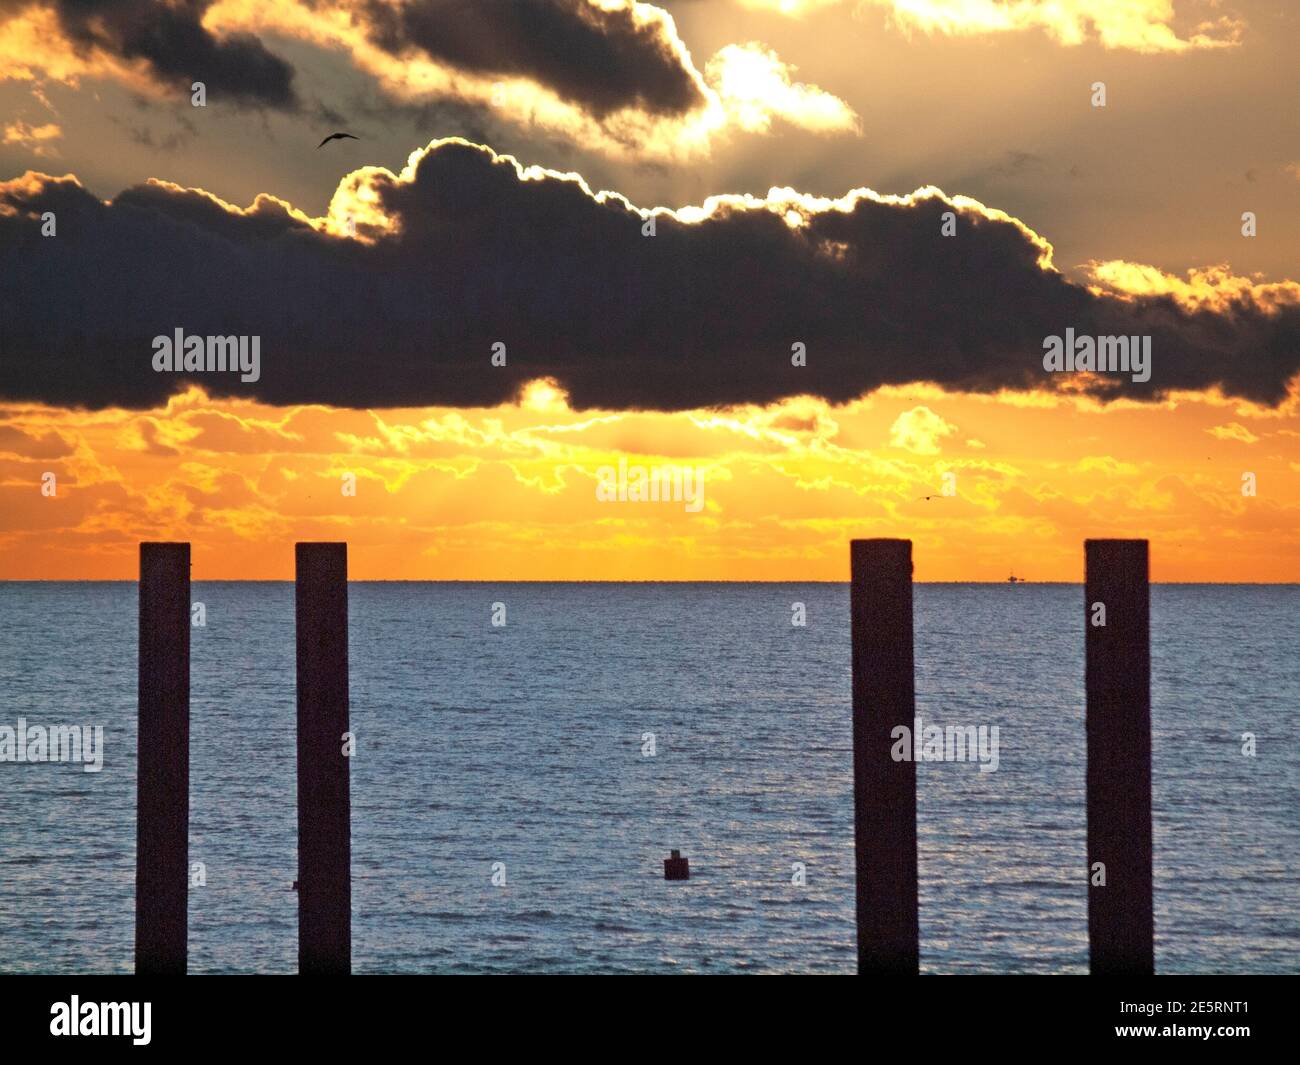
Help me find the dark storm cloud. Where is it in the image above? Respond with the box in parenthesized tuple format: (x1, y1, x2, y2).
(357, 0, 706, 118)
(31, 0, 299, 108)
(1, 140, 1297, 412)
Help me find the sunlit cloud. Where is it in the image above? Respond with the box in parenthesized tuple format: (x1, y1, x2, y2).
(1206, 422, 1259, 444)
(745, 0, 1244, 54)
(889, 406, 957, 454)
(0, 6, 157, 94)
(1082, 260, 1300, 315)
(0, 0, 296, 106)
(2, 119, 62, 157)
(705, 42, 859, 134)
(209, 0, 859, 158)
(0, 1, 859, 160)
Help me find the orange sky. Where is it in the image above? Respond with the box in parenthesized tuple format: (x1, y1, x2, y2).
(1, 0, 1297, 581)
(3, 379, 1296, 581)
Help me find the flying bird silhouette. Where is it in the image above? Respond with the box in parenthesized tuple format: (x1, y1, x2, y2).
(316, 132, 359, 148)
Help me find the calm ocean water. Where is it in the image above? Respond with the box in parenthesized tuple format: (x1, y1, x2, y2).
(0, 582, 1295, 974)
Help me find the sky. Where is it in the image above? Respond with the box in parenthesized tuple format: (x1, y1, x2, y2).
(0, 0, 1297, 581)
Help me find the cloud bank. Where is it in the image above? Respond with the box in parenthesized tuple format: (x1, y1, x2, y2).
(1, 139, 1297, 412)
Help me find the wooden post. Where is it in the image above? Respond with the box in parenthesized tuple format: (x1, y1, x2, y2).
(136, 542, 190, 975)
(295, 543, 352, 975)
(850, 539, 920, 974)
(1085, 539, 1154, 975)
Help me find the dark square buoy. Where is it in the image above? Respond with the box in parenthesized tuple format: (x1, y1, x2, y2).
(664, 850, 689, 880)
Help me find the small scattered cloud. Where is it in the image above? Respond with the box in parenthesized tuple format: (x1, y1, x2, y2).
(890, 406, 957, 454)
(705, 42, 858, 135)
(1082, 260, 1300, 315)
(758, 0, 1246, 54)
(1075, 455, 1139, 475)
(1207, 422, 1260, 444)
(2, 119, 62, 157)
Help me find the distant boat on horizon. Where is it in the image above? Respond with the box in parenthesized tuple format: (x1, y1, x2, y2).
(1008, 573, 1027, 583)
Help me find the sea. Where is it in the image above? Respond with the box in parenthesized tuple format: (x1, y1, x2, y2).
(0, 582, 1296, 974)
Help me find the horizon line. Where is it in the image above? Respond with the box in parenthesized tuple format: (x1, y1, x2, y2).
(2, 578, 1296, 586)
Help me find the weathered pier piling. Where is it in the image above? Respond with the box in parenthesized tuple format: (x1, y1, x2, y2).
(136, 542, 191, 975)
(125, 534, 1158, 976)
(1084, 539, 1155, 975)
(849, 538, 920, 975)
(295, 542, 352, 975)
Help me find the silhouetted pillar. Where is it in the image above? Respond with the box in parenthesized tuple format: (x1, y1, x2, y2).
(295, 543, 351, 974)
(850, 539, 920, 974)
(136, 542, 190, 975)
(1085, 539, 1154, 975)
